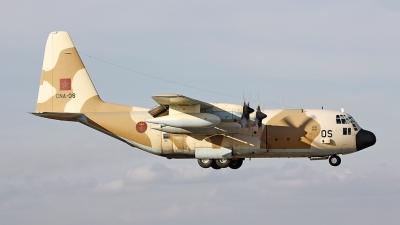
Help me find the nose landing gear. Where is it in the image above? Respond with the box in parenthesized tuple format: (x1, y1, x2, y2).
(329, 155, 341, 166)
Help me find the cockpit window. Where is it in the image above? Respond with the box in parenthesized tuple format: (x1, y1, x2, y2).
(335, 115, 358, 131)
(348, 117, 358, 131)
(340, 115, 346, 124)
(336, 115, 341, 124)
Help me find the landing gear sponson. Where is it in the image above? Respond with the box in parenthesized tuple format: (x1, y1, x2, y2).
(199, 155, 342, 169)
(198, 159, 244, 170)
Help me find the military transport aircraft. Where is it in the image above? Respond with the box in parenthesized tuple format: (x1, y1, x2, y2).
(32, 31, 376, 170)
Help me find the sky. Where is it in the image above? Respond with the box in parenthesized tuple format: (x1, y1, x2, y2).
(1, 0, 399, 224)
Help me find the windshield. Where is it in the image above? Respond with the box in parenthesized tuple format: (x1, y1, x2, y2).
(348, 117, 359, 131)
(336, 114, 359, 131)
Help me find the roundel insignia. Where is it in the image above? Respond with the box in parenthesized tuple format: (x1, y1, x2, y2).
(136, 122, 147, 133)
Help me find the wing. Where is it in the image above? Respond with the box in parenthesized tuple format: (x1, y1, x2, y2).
(148, 93, 213, 117)
(152, 93, 213, 110)
(147, 94, 242, 135)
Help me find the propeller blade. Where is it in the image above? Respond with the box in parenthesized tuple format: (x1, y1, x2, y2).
(242, 102, 254, 120)
(255, 105, 267, 127)
(240, 98, 254, 128)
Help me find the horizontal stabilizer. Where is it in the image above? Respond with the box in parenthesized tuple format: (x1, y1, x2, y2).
(31, 112, 83, 121)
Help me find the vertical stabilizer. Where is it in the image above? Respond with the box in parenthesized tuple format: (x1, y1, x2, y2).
(36, 31, 101, 113)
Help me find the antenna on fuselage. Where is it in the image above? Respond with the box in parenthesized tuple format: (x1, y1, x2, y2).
(341, 108, 345, 112)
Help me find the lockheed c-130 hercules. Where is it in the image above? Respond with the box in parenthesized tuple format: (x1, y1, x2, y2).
(32, 31, 376, 170)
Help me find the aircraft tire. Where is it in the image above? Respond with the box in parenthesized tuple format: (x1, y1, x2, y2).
(229, 158, 244, 169)
(198, 159, 213, 168)
(211, 161, 221, 170)
(329, 155, 341, 166)
(215, 159, 231, 168)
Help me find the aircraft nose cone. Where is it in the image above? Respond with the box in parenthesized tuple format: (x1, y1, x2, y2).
(356, 129, 376, 151)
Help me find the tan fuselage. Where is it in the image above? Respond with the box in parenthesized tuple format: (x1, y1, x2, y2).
(71, 105, 359, 159)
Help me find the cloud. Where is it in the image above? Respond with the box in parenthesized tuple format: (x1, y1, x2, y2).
(89, 161, 400, 224)
(1, 160, 400, 225)
(93, 161, 394, 199)
(94, 162, 215, 193)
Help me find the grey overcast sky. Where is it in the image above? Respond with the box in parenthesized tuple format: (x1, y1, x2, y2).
(1, 0, 399, 224)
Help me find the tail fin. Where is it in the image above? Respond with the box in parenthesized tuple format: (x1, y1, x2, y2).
(36, 31, 101, 113)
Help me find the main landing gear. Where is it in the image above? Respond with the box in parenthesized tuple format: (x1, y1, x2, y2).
(198, 158, 244, 170)
(329, 155, 341, 166)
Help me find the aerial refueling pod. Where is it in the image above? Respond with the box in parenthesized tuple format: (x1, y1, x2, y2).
(145, 113, 221, 128)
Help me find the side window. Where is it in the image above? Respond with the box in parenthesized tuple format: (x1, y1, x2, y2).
(343, 128, 352, 135)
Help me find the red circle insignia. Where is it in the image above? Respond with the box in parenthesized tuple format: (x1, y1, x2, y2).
(136, 122, 147, 133)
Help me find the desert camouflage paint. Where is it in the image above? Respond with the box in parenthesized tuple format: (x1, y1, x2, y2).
(33, 31, 373, 162)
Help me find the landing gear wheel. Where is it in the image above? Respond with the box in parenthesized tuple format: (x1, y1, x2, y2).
(211, 161, 221, 170)
(198, 159, 213, 168)
(229, 159, 244, 169)
(329, 155, 341, 166)
(215, 159, 231, 168)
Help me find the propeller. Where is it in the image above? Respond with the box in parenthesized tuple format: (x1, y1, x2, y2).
(241, 95, 254, 128)
(255, 96, 267, 127)
(241, 94, 267, 129)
